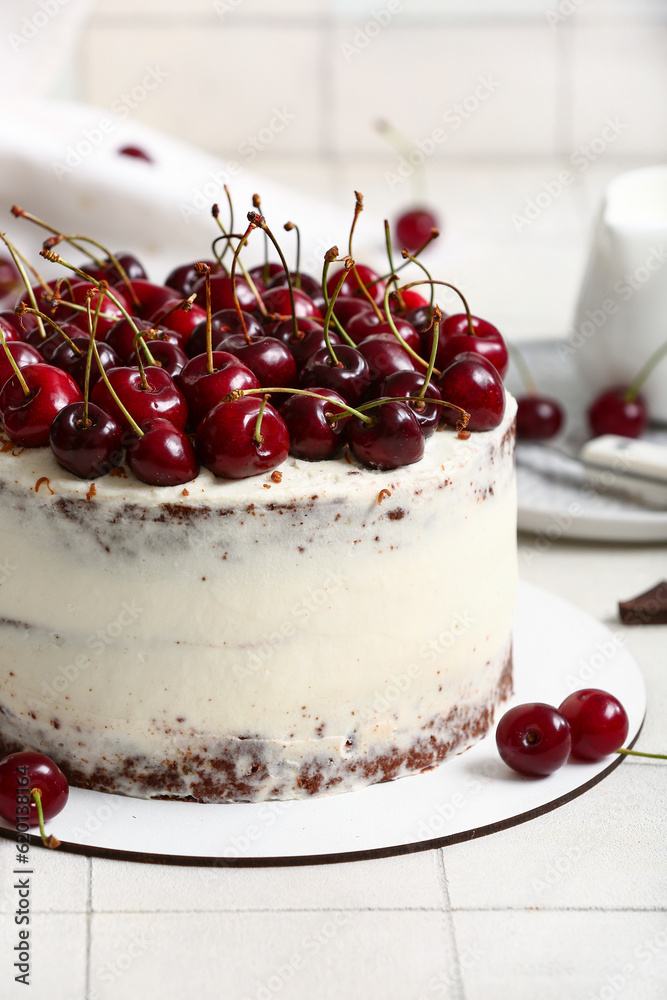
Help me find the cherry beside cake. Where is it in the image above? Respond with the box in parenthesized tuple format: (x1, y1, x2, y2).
(0, 198, 517, 802)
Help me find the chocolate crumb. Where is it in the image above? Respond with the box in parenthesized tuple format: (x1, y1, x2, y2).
(263, 483, 271, 489)
(619, 581, 667, 625)
(377, 489, 391, 505)
(86, 483, 97, 502)
(271, 471, 283, 483)
(182, 488, 190, 496)
(35, 477, 54, 495)
(458, 429, 471, 440)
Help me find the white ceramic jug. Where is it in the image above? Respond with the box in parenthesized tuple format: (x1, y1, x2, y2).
(572, 165, 667, 423)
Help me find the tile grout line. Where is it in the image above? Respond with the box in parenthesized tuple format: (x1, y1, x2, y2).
(60, 905, 666, 915)
(437, 850, 467, 1000)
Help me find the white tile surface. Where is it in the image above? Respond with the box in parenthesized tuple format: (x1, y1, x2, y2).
(91, 849, 445, 912)
(453, 910, 667, 1000)
(0, 836, 88, 915)
(88, 910, 459, 1000)
(0, 914, 87, 1000)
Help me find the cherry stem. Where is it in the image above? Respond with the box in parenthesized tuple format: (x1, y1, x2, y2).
(625, 338, 667, 401)
(355, 394, 470, 432)
(249, 212, 300, 341)
(347, 191, 382, 320)
(84, 294, 105, 426)
(92, 337, 143, 438)
(402, 278, 474, 336)
(252, 194, 272, 284)
(0, 326, 30, 396)
(29, 788, 59, 849)
(12, 205, 103, 264)
(151, 294, 196, 327)
(322, 257, 356, 365)
(232, 386, 373, 425)
(417, 307, 441, 401)
(10, 243, 51, 296)
(133, 334, 158, 367)
(17, 305, 83, 355)
(0, 232, 47, 340)
(616, 748, 667, 760)
(400, 248, 436, 316)
(284, 221, 301, 289)
(230, 223, 257, 342)
(254, 393, 269, 445)
(376, 119, 427, 204)
(209, 205, 230, 275)
(382, 278, 438, 374)
(134, 341, 150, 390)
(384, 220, 405, 314)
(320, 249, 356, 348)
(507, 342, 538, 396)
(195, 262, 214, 374)
(211, 222, 267, 316)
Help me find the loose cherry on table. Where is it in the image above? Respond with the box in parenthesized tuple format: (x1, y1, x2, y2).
(91, 365, 188, 434)
(280, 387, 350, 461)
(516, 395, 564, 440)
(195, 395, 290, 479)
(0, 363, 82, 447)
(117, 145, 153, 163)
(496, 703, 572, 777)
(558, 689, 629, 762)
(395, 208, 439, 255)
(437, 352, 505, 432)
(0, 751, 69, 848)
(50, 401, 123, 479)
(126, 417, 199, 486)
(347, 399, 425, 471)
(587, 388, 647, 439)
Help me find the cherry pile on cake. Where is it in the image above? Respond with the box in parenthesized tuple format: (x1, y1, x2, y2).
(0, 195, 517, 802)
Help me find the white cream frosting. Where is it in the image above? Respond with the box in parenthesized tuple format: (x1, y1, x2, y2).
(0, 395, 517, 800)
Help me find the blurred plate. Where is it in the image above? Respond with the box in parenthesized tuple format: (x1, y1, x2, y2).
(506, 341, 667, 542)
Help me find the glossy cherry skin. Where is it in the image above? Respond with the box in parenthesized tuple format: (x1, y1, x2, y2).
(0, 340, 42, 390)
(37, 330, 79, 364)
(358, 334, 416, 384)
(66, 283, 131, 339)
(195, 273, 257, 314)
(389, 289, 429, 316)
(347, 399, 424, 471)
(587, 388, 647, 439)
(248, 262, 283, 286)
(105, 318, 179, 365)
(496, 703, 572, 777)
(406, 304, 441, 336)
(51, 337, 120, 391)
(377, 370, 443, 437)
(0, 310, 31, 338)
(84, 252, 148, 286)
(186, 310, 264, 359)
(301, 345, 371, 406)
(149, 299, 207, 346)
(267, 272, 326, 313)
(281, 387, 349, 461)
(142, 340, 189, 379)
(196, 396, 289, 479)
(516, 396, 564, 440)
(91, 366, 188, 434)
(0, 317, 21, 343)
(260, 287, 322, 321)
(278, 323, 343, 371)
(326, 264, 386, 308)
(332, 297, 374, 327)
(345, 309, 383, 345)
(558, 689, 629, 762)
(395, 207, 439, 254)
(118, 145, 153, 162)
(50, 402, 123, 479)
(0, 363, 82, 447)
(215, 333, 297, 390)
(0, 253, 21, 298)
(126, 418, 199, 487)
(364, 320, 421, 354)
(164, 260, 219, 298)
(177, 352, 260, 429)
(0, 751, 69, 827)
(429, 314, 508, 378)
(437, 352, 505, 432)
(123, 279, 175, 318)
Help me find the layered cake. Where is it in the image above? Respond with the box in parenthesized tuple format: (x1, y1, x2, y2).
(0, 396, 517, 801)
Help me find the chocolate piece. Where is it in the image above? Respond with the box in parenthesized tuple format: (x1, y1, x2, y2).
(618, 581, 667, 625)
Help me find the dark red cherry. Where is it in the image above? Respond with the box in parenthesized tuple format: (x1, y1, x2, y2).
(37, 329, 80, 364)
(332, 296, 374, 327)
(275, 322, 342, 370)
(0, 310, 31, 339)
(215, 333, 297, 390)
(186, 310, 264, 359)
(260, 287, 322, 320)
(516, 396, 564, 440)
(389, 289, 429, 316)
(281, 387, 349, 460)
(429, 314, 508, 378)
(377, 370, 443, 437)
(248, 262, 283, 285)
(496, 703, 572, 777)
(150, 299, 207, 347)
(0, 340, 42, 390)
(67, 283, 131, 339)
(358, 334, 416, 384)
(142, 339, 189, 378)
(118, 145, 153, 163)
(164, 260, 219, 298)
(0, 316, 21, 343)
(347, 399, 424, 470)
(301, 344, 371, 405)
(437, 352, 505, 432)
(558, 689, 629, 762)
(587, 388, 647, 439)
(0, 254, 21, 298)
(51, 336, 119, 391)
(105, 318, 179, 365)
(195, 396, 289, 479)
(345, 309, 382, 345)
(267, 272, 326, 312)
(395, 207, 439, 254)
(50, 401, 123, 479)
(195, 273, 257, 313)
(177, 352, 260, 429)
(0, 751, 68, 827)
(361, 320, 420, 353)
(405, 304, 440, 336)
(125, 280, 176, 318)
(91, 366, 187, 434)
(0, 363, 82, 447)
(83, 252, 148, 286)
(326, 264, 386, 307)
(126, 418, 199, 487)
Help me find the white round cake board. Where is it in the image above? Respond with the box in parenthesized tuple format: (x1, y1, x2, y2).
(0, 582, 646, 866)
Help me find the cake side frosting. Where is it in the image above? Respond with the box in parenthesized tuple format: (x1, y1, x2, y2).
(0, 396, 517, 801)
